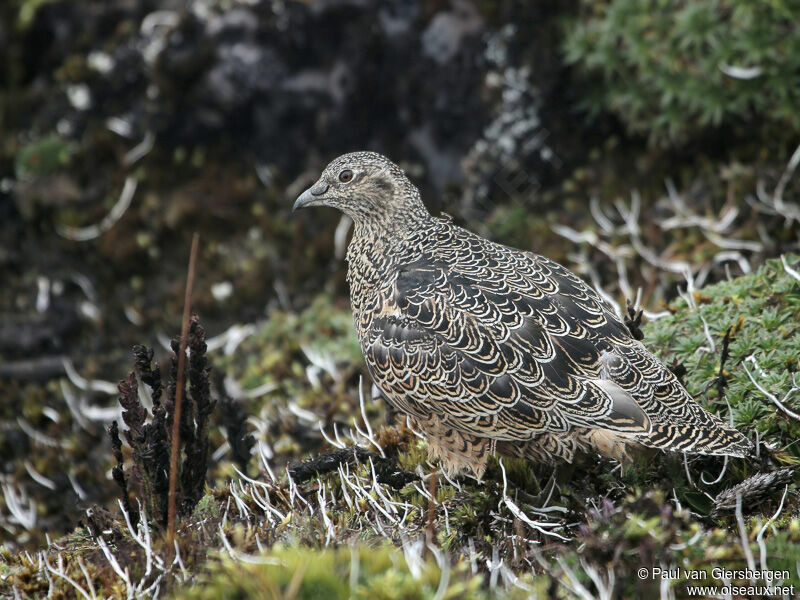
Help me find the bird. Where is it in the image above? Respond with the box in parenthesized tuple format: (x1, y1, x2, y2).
(293, 151, 753, 478)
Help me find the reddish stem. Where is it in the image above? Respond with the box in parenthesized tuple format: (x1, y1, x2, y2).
(166, 232, 199, 551)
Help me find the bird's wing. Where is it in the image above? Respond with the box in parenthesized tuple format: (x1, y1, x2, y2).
(363, 232, 655, 442)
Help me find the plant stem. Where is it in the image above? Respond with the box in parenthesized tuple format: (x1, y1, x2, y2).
(166, 232, 199, 551)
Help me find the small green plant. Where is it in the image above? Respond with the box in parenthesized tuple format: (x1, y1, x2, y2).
(14, 134, 75, 180)
(643, 254, 800, 458)
(171, 544, 491, 600)
(563, 0, 800, 145)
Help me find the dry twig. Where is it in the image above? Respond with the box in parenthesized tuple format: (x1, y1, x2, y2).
(166, 233, 199, 551)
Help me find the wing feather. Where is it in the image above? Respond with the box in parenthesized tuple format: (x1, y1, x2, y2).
(363, 230, 652, 442)
(355, 217, 751, 458)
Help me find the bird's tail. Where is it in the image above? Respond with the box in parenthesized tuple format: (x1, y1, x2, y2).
(637, 419, 753, 457)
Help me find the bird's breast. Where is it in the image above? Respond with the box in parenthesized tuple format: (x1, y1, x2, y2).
(351, 280, 400, 342)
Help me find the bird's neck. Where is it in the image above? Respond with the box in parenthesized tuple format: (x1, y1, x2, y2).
(346, 209, 434, 290)
(347, 218, 416, 266)
(349, 188, 431, 249)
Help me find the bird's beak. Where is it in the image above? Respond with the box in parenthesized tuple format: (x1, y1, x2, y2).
(293, 181, 330, 212)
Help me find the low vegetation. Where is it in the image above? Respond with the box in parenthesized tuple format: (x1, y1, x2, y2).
(564, 0, 800, 145)
(2, 255, 798, 599)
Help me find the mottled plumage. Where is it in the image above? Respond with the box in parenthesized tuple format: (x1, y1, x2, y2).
(294, 152, 753, 477)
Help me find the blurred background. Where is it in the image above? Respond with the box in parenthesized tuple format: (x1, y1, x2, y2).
(2, 0, 799, 551)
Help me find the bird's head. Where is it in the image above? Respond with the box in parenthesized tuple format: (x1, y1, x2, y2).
(293, 151, 429, 228)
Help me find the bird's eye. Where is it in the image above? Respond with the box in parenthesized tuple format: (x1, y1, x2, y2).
(338, 169, 354, 183)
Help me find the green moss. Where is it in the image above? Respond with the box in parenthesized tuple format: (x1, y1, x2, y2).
(215, 292, 366, 454)
(484, 203, 542, 250)
(192, 494, 221, 521)
(15, 0, 58, 28)
(643, 254, 800, 457)
(170, 544, 491, 600)
(563, 0, 800, 145)
(221, 293, 360, 384)
(14, 134, 76, 180)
